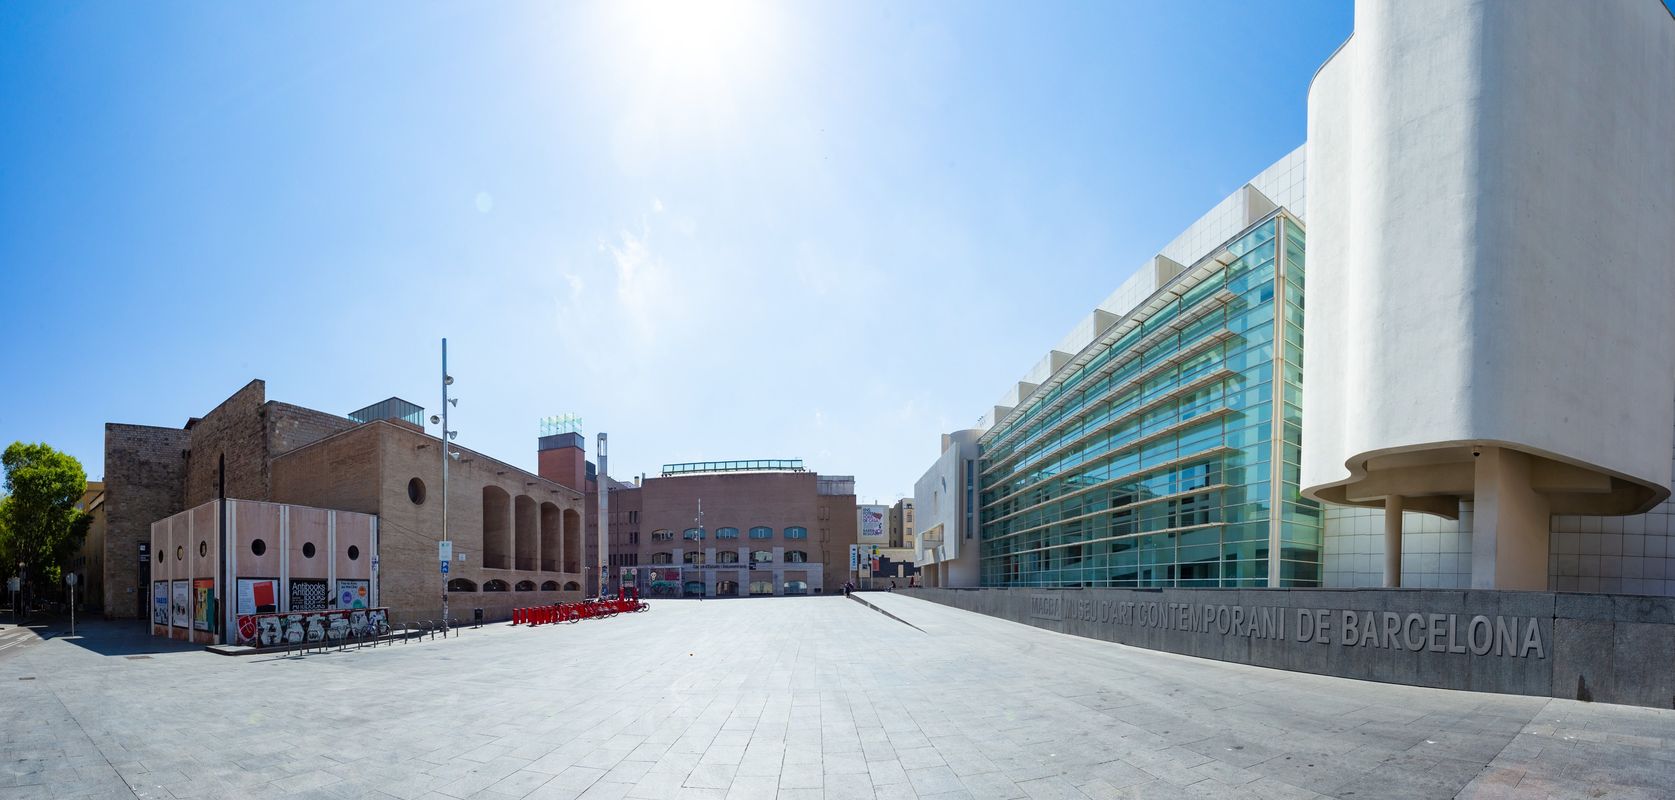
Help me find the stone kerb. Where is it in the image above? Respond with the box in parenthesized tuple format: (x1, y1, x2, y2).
(904, 586, 1675, 710)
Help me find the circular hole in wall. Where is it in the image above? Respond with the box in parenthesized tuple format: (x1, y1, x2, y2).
(347, 545, 360, 561)
(198, 541, 208, 557)
(303, 542, 316, 559)
(251, 539, 267, 557)
(175, 546, 184, 561)
(408, 478, 426, 505)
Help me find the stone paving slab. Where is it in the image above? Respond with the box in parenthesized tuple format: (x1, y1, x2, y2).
(0, 595, 1671, 798)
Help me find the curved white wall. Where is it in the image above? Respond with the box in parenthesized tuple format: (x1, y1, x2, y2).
(1303, 0, 1675, 516)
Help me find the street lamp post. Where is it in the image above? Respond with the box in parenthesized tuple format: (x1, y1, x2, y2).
(431, 338, 459, 630)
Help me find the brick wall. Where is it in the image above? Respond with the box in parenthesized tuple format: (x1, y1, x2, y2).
(266, 402, 356, 459)
(103, 424, 189, 618)
(183, 379, 270, 507)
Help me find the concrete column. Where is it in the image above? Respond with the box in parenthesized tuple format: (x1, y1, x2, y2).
(1471, 447, 1552, 590)
(1383, 495, 1403, 588)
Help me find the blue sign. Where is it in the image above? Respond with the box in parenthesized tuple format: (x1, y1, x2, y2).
(440, 561, 450, 575)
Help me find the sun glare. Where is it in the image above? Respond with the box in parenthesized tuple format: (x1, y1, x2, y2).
(606, 0, 777, 104)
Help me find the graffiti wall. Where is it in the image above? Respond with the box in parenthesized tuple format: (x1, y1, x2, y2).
(234, 607, 390, 647)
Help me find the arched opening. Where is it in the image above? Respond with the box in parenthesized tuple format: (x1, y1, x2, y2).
(784, 526, 808, 539)
(783, 580, 809, 596)
(515, 580, 536, 592)
(514, 495, 537, 571)
(683, 580, 706, 597)
(562, 581, 580, 591)
(540, 502, 560, 571)
(651, 529, 674, 541)
(447, 578, 478, 592)
(715, 527, 739, 540)
(749, 526, 772, 540)
(650, 552, 673, 565)
(540, 580, 560, 591)
(483, 579, 510, 592)
(683, 527, 704, 541)
(750, 550, 773, 564)
(562, 508, 582, 572)
(717, 551, 739, 564)
(684, 552, 705, 565)
(749, 580, 774, 596)
(483, 486, 512, 570)
(785, 550, 809, 563)
(716, 580, 738, 595)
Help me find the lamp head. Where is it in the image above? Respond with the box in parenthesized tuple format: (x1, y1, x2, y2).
(430, 415, 441, 425)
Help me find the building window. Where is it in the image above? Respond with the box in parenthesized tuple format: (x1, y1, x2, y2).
(783, 580, 808, 596)
(784, 526, 807, 539)
(302, 542, 316, 559)
(717, 551, 739, 564)
(563, 581, 580, 591)
(650, 552, 673, 565)
(483, 579, 510, 592)
(684, 552, 705, 565)
(251, 539, 266, 557)
(541, 580, 560, 590)
(751, 550, 773, 564)
(683, 528, 704, 540)
(715, 527, 740, 539)
(651, 529, 674, 541)
(347, 545, 360, 561)
(408, 478, 426, 505)
(447, 578, 477, 592)
(515, 580, 536, 592)
(749, 526, 772, 540)
(717, 580, 738, 595)
(785, 550, 808, 563)
(749, 580, 774, 596)
(684, 581, 706, 597)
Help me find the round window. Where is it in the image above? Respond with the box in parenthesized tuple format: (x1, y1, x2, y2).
(347, 545, 360, 561)
(175, 546, 184, 561)
(408, 477, 426, 505)
(251, 539, 267, 557)
(198, 541, 208, 557)
(302, 542, 316, 559)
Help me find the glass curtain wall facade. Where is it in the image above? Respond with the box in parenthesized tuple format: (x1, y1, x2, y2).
(978, 213, 1320, 587)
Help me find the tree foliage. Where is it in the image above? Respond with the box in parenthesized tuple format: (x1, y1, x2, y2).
(0, 442, 90, 580)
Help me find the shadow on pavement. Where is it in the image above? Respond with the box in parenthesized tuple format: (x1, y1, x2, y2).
(52, 618, 202, 656)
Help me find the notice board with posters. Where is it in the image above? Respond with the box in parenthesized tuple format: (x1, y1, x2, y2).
(170, 580, 190, 628)
(152, 581, 170, 626)
(237, 578, 279, 614)
(336, 580, 370, 609)
(192, 578, 214, 631)
(289, 579, 328, 612)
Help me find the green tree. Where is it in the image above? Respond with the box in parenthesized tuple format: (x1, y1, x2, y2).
(0, 443, 91, 596)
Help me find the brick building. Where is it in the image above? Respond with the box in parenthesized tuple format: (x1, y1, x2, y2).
(540, 443, 857, 598)
(101, 380, 585, 627)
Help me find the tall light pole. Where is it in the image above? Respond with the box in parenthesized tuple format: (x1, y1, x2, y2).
(431, 339, 459, 627)
(597, 433, 609, 598)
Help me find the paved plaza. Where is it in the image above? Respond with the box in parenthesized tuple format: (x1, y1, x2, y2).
(2, 594, 1673, 799)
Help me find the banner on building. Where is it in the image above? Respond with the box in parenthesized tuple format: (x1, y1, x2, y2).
(289, 579, 328, 611)
(860, 507, 886, 541)
(171, 580, 190, 628)
(237, 578, 279, 615)
(192, 578, 214, 631)
(849, 544, 859, 570)
(336, 580, 370, 609)
(152, 581, 170, 625)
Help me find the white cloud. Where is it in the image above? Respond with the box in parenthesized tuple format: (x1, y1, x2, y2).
(652, 197, 664, 213)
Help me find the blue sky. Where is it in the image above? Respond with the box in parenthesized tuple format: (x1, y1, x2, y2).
(0, 1, 1354, 502)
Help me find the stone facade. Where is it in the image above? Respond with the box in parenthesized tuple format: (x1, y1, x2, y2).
(102, 423, 190, 618)
(271, 421, 585, 623)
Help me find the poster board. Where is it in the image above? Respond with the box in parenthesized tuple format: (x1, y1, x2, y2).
(289, 579, 328, 611)
(336, 580, 370, 610)
(192, 579, 214, 631)
(170, 580, 190, 628)
(237, 578, 279, 614)
(151, 581, 170, 626)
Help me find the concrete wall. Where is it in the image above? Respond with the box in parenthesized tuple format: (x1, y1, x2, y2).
(907, 586, 1675, 710)
(912, 430, 981, 587)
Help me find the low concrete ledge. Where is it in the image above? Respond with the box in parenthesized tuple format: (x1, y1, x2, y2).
(904, 586, 1675, 710)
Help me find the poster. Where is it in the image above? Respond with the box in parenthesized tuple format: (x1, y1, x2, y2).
(192, 579, 214, 631)
(336, 579, 370, 610)
(152, 581, 170, 626)
(170, 580, 190, 628)
(237, 578, 278, 614)
(289, 579, 328, 611)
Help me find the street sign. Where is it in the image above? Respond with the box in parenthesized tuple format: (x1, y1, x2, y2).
(371, 556, 379, 572)
(438, 541, 453, 562)
(849, 545, 859, 570)
(6, 577, 18, 592)
(65, 573, 77, 586)
(458, 552, 467, 563)
(440, 561, 450, 575)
